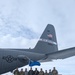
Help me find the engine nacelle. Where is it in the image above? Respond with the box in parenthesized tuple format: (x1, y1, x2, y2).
(18, 55, 29, 63)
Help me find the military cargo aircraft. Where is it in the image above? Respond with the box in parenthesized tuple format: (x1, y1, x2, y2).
(0, 24, 75, 74)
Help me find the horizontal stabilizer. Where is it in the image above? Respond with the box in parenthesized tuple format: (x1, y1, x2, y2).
(47, 47, 75, 59)
(39, 47, 75, 62)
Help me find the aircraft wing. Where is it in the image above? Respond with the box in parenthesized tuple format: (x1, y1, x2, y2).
(39, 47, 75, 62)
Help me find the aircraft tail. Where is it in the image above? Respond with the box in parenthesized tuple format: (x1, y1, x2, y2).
(34, 24, 58, 54)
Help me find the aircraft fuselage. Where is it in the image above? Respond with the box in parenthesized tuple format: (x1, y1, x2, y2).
(0, 49, 44, 74)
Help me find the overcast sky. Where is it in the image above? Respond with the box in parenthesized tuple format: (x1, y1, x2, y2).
(0, 0, 75, 75)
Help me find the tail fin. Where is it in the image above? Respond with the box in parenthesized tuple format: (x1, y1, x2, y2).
(34, 24, 58, 54)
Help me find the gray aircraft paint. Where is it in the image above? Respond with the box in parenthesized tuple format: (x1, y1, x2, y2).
(0, 24, 75, 74)
(0, 49, 44, 74)
(34, 24, 58, 54)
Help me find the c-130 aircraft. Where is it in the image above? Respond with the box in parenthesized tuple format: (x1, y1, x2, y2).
(0, 24, 75, 74)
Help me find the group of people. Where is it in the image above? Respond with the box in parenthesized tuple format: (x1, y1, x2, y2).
(13, 67, 58, 75)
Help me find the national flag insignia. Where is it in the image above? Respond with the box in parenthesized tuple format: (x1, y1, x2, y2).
(47, 34, 53, 38)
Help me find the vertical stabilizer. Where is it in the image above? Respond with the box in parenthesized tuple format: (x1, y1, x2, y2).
(34, 24, 58, 54)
